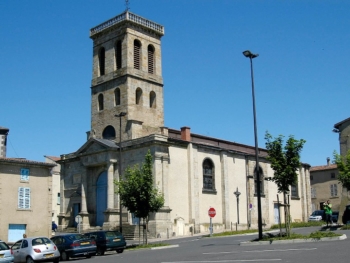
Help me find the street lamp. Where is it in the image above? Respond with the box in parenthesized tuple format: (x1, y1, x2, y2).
(242, 50, 263, 240)
(115, 112, 127, 233)
(234, 187, 241, 224)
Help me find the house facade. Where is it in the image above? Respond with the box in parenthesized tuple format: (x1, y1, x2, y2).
(310, 158, 342, 212)
(57, 11, 312, 238)
(0, 136, 55, 242)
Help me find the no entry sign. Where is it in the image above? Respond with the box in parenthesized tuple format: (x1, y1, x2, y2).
(208, 207, 216, 218)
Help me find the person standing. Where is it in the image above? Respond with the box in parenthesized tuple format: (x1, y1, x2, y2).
(323, 200, 333, 227)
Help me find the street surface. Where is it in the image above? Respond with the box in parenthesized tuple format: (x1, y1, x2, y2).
(63, 227, 350, 263)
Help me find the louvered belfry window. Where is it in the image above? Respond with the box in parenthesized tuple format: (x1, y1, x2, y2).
(116, 40, 122, 70)
(99, 47, 105, 76)
(148, 45, 154, 74)
(134, 40, 141, 70)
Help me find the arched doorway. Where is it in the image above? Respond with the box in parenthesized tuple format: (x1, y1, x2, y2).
(96, 171, 107, 226)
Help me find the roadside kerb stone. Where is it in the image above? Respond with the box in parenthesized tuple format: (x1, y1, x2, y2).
(151, 244, 179, 250)
(240, 234, 347, 246)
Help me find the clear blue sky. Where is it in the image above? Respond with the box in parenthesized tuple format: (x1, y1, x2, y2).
(1, 0, 349, 166)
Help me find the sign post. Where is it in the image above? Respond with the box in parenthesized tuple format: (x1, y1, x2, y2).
(208, 207, 216, 237)
(75, 215, 82, 233)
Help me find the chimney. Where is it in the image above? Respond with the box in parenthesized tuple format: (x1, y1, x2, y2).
(181, 126, 191, 142)
(0, 126, 9, 158)
(327, 157, 330, 166)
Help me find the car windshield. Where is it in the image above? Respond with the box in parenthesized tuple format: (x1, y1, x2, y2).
(67, 234, 86, 241)
(32, 238, 51, 246)
(105, 232, 120, 237)
(312, 211, 322, 216)
(0, 242, 9, 250)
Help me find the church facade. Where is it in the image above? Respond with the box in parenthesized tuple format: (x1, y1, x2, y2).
(58, 11, 312, 237)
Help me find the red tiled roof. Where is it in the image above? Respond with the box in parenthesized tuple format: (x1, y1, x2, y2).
(45, 156, 61, 161)
(0, 157, 55, 167)
(310, 164, 337, 171)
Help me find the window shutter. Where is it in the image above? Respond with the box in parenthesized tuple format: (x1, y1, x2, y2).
(18, 187, 24, 208)
(334, 184, 338, 196)
(330, 184, 334, 197)
(18, 187, 30, 209)
(24, 188, 30, 209)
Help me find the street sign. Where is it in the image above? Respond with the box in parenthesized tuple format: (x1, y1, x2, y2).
(208, 207, 216, 218)
(75, 215, 82, 224)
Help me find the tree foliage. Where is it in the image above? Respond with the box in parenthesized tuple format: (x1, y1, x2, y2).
(265, 132, 306, 193)
(115, 150, 164, 220)
(333, 150, 350, 190)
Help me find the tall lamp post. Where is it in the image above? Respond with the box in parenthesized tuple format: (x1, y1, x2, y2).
(115, 112, 127, 233)
(234, 187, 241, 224)
(242, 50, 263, 240)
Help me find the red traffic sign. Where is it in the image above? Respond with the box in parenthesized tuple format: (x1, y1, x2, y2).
(208, 207, 216, 218)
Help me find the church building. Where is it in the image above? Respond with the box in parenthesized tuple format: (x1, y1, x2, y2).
(58, 11, 312, 238)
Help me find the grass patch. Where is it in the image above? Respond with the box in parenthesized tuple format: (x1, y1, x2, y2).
(270, 221, 324, 229)
(257, 231, 341, 242)
(127, 242, 170, 250)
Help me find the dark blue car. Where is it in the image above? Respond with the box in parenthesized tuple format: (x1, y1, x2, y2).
(51, 233, 96, 261)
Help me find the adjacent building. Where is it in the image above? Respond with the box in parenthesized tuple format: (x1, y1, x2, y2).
(57, 10, 312, 238)
(0, 129, 56, 242)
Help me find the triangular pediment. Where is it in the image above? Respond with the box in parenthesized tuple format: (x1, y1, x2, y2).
(76, 138, 119, 155)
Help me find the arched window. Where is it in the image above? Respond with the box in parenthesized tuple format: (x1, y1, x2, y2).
(116, 40, 122, 70)
(99, 47, 105, 76)
(98, 94, 104, 111)
(203, 159, 215, 190)
(134, 40, 141, 70)
(254, 166, 264, 195)
(136, 88, 142, 105)
(149, 91, 156, 108)
(102, 125, 116, 140)
(115, 88, 121, 106)
(148, 45, 154, 74)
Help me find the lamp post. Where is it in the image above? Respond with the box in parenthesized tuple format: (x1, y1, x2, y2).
(242, 50, 263, 240)
(115, 112, 127, 233)
(234, 187, 241, 224)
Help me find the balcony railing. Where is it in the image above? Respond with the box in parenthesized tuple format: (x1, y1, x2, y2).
(90, 11, 164, 37)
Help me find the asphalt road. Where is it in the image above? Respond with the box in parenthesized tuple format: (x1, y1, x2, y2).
(64, 227, 350, 263)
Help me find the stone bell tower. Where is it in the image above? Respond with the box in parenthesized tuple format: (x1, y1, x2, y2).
(89, 11, 165, 142)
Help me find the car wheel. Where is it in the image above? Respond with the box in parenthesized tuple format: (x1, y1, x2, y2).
(86, 254, 92, 258)
(26, 257, 35, 263)
(61, 251, 69, 261)
(116, 248, 124, 253)
(96, 247, 105, 256)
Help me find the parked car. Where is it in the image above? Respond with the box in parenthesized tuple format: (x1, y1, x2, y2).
(0, 240, 14, 263)
(342, 204, 350, 224)
(11, 236, 60, 263)
(50, 233, 96, 261)
(308, 210, 325, 221)
(332, 211, 339, 223)
(84, 230, 126, 255)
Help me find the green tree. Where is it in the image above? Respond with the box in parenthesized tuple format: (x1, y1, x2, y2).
(265, 132, 306, 237)
(333, 150, 350, 224)
(333, 150, 350, 189)
(115, 150, 164, 244)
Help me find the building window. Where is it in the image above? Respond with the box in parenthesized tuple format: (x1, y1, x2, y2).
(148, 45, 154, 74)
(20, 168, 30, 181)
(331, 173, 335, 179)
(18, 187, 30, 209)
(291, 184, 298, 198)
(102, 125, 116, 140)
(254, 166, 264, 195)
(116, 40, 122, 70)
(310, 175, 313, 181)
(57, 193, 61, 205)
(115, 88, 121, 106)
(98, 94, 104, 111)
(134, 40, 141, 70)
(149, 91, 156, 108)
(136, 88, 142, 105)
(98, 47, 105, 76)
(330, 184, 338, 197)
(203, 159, 215, 190)
(312, 188, 316, 198)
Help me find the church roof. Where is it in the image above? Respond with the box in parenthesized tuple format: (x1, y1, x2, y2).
(310, 164, 337, 172)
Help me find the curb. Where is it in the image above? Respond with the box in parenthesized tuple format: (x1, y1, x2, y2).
(151, 244, 179, 250)
(240, 234, 347, 246)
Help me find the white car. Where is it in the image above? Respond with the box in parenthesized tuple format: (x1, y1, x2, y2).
(308, 210, 325, 221)
(0, 240, 14, 263)
(11, 237, 60, 263)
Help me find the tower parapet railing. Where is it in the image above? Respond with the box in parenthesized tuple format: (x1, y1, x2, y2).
(90, 11, 164, 37)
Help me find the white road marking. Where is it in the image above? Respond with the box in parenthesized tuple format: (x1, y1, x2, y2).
(203, 248, 317, 255)
(162, 260, 281, 263)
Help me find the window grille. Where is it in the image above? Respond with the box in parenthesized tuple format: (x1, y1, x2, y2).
(116, 41, 122, 70)
(148, 45, 154, 74)
(134, 40, 141, 70)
